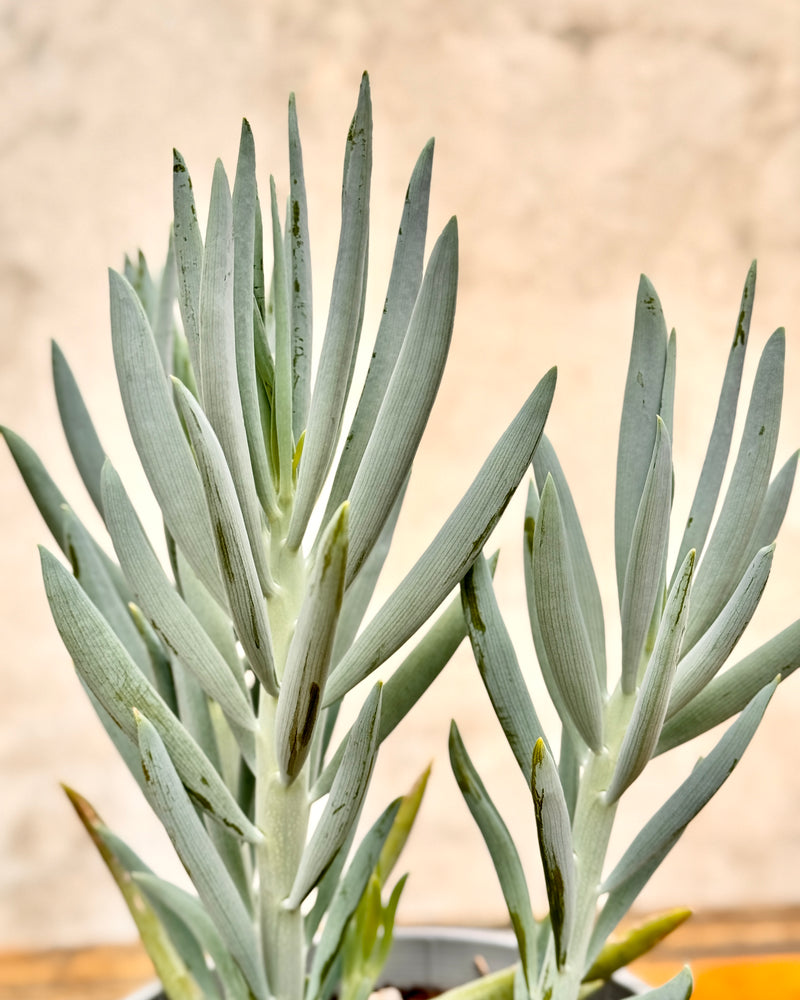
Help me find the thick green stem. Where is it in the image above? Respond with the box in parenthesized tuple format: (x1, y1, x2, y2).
(541, 690, 635, 1000)
(256, 514, 309, 1000)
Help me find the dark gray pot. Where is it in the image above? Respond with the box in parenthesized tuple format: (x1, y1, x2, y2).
(124, 926, 648, 999)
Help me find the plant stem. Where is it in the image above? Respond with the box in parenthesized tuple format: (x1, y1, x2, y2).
(257, 511, 309, 1000)
(542, 689, 634, 1000)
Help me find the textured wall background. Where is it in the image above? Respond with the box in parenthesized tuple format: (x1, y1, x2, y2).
(1, 0, 798, 946)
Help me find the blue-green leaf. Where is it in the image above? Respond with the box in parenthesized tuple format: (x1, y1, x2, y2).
(323, 139, 434, 526)
(532, 475, 604, 752)
(135, 711, 268, 1000)
(61, 506, 151, 677)
(269, 174, 294, 500)
(288, 74, 372, 547)
(200, 159, 273, 595)
(134, 872, 251, 1000)
(636, 968, 693, 1000)
(605, 550, 695, 804)
(286, 683, 382, 910)
(532, 738, 575, 969)
(101, 461, 257, 736)
(0, 426, 129, 598)
(109, 268, 226, 607)
(620, 417, 672, 693)
(603, 678, 778, 894)
(668, 544, 774, 718)
(657, 618, 800, 753)
(671, 262, 755, 581)
(276, 502, 348, 783)
(461, 552, 550, 784)
(306, 800, 401, 1000)
(449, 722, 538, 988)
(172, 378, 278, 695)
(324, 368, 556, 705)
(232, 119, 279, 521)
(682, 329, 784, 650)
(40, 547, 261, 843)
(533, 436, 606, 686)
(172, 150, 204, 385)
(345, 217, 457, 584)
(52, 342, 108, 517)
(288, 93, 313, 441)
(615, 276, 668, 602)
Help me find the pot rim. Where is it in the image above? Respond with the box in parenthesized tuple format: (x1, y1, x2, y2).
(122, 925, 650, 998)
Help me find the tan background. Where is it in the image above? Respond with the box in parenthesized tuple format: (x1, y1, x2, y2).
(1, 0, 799, 947)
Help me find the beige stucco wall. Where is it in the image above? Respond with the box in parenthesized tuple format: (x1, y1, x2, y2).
(1, 0, 798, 947)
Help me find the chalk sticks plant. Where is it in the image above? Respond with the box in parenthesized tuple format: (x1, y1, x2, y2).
(1, 74, 558, 1000)
(449, 264, 799, 1000)
(5, 70, 797, 1000)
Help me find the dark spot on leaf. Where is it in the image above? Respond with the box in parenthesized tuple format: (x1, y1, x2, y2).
(214, 520, 235, 583)
(735, 310, 746, 346)
(462, 571, 485, 634)
(67, 543, 80, 577)
(759, 425, 765, 436)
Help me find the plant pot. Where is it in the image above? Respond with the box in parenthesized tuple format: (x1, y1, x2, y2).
(122, 926, 649, 999)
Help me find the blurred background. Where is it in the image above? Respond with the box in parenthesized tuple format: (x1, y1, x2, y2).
(0, 0, 798, 948)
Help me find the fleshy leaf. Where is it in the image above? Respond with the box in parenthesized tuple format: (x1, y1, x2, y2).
(461, 552, 550, 784)
(172, 378, 278, 695)
(532, 475, 604, 752)
(615, 276, 668, 602)
(605, 550, 695, 804)
(532, 738, 575, 969)
(200, 159, 273, 594)
(449, 722, 538, 989)
(0, 426, 129, 597)
(305, 800, 400, 1000)
(682, 329, 784, 650)
(276, 503, 349, 783)
(323, 138, 434, 525)
(101, 462, 256, 736)
(533, 435, 606, 686)
(667, 544, 774, 718)
(671, 262, 755, 580)
(134, 872, 251, 1000)
(62, 506, 151, 677)
(313, 563, 490, 801)
(523, 482, 584, 756)
(734, 450, 797, 579)
(288, 93, 313, 441)
(232, 119, 278, 520)
(285, 683, 382, 910)
(324, 367, 556, 705)
(40, 547, 261, 842)
(635, 968, 693, 1000)
(620, 417, 672, 693)
(288, 74, 372, 547)
(135, 711, 268, 1000)
(52, 341, 108, 517)
(109, 268, 226, 606)
(583, 908, 691, 984)
(603, 678, 778, 894)
(345, 216, 457, 584)
(268, 174, 294, 498)
(172, 150, 204, 386)
(63, 787, 205, 1000)
(657, 618, 800, 753)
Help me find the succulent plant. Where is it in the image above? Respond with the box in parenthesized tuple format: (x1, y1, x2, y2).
(2, 74, 556, 1000)
(449, 266, 799, 1000)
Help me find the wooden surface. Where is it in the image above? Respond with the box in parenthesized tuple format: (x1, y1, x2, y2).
(1, 908, 799, 999)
